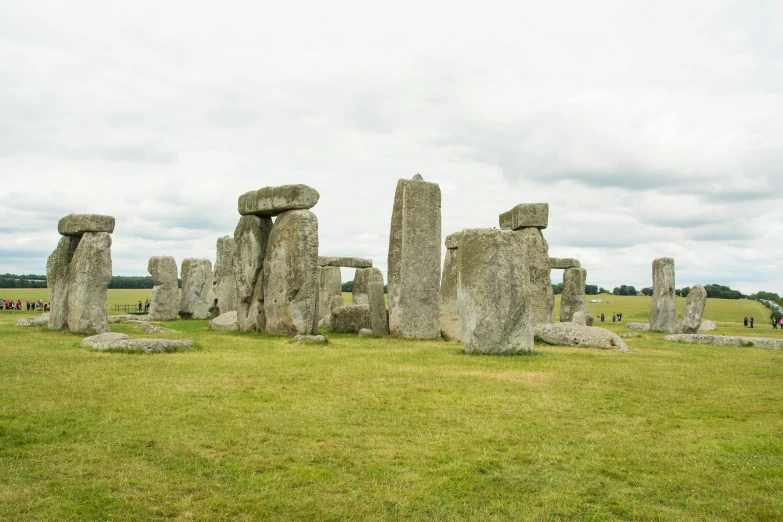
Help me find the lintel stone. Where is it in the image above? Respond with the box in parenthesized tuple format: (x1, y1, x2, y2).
(58, 214, 116, 236)
(238, 184, 319, 217)
(317, 256, 373, 268)
(499, 203, 548, 230)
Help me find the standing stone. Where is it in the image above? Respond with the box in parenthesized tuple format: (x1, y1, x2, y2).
(368, 281, 389, 336)
(457, 228, 533, 354)
(234, 215, 273, 332)
(517, 228, 554, 324)
(352, 267, 383, 306)
(388, 175, 441, 339)
(650, 257, 677, 333)
(210, 236, 238, 317)
(440, 233, 460, 316)
(680, 283, 707, 334)
(147, 256, 179, 321)
(263, 210, 319, 335)
(179, 258, 212, 319)
(67, 232, 112, 335)
(499, 203, 548, 230)
(318, 266, 343, 327)
(559, 267, 588, 323)
(46, 235, 80, 330)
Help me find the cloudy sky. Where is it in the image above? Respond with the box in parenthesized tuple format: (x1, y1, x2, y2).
(1, 1, 781, 293)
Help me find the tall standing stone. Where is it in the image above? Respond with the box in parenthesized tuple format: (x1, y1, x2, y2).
(368, 281, 389, 336)
(439, 233, 460, 316)
(559, 267, 588, 323)
(46, 235, 81, 330)
(650, 257, 677, 333)
(210, 236, 237, 317)
(179, 258, 212, 319)
(318, 266, 343, 327)
(387, 175, 441, 339)
(234, 215, 273, 332)
(680, 284, 706, 334)
(67, 232, 112, 335)
(263, 210, 319, 335)
(352, 267, 384, 306)
(517, 228, 554, 324)
(147, 256, 179, 321)
(457, 228, 533, 354)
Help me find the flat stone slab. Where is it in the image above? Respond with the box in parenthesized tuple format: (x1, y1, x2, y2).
(210, 311, 238, 330)
(58, 214, 116, 236)
(134, 323, 176, 333)
(14, 314, 49, 327)
(82, 333, 194, 352)
(499, 203, 548, 230)
(549, 258, 581, 269)
(290, 335, 327, 343)
(625, 323, 650, 331)
(444, 232, 462, 249)
(317, 256, 373, 268)
(665, 334, 783, 350)
(535, 323, 631, 352)
(238, 184, 319, 217)
(107, 315, 144, 324)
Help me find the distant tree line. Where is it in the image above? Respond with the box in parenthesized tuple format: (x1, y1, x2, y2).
(611, 285, 638, 296)
(0, 273, 47, 288)
(551, 284, 606, 295)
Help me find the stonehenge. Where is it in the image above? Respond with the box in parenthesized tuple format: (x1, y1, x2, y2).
(649, 257, 677, 333)
(559, 267, 588, 323)
(179, 258, 212, 319)
(210, 236, 237, 317)
(680, 284, 707, 334)
(388, 175, 441, 339)
(148, 256, 179, 321)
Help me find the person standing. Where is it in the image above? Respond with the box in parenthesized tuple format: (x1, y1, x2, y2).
(773, 318, 778, 329)
(750, 317, 754, 329)
(600, 313, 605, 323)
(744, 317, 748, 327)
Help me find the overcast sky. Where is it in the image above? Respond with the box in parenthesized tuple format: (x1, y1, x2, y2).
(1, 1, 781, 293)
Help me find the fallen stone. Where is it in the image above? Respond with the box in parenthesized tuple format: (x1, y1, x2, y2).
(535, 323, 631, 352)
(238, 184, 320, 217)
(67, 232, 112, 335)
(317, 256, 372, 268)
(388, 176, 441, 339)
(368, 281, 389, 336)
(148, 256, 179, 321)
(209, 236, 237, 317)
(358, 328, 373, 337)
(458, 228, 533, 354)
(58, 214, 115, 236)
(290, 334, 327, 343)
(82, 333, 195, 352)
(572, 311, 588, 326)
(679, 284, 707, 334)
(14, 314, 50, 327)
(559, 267, 588, 323)
(499, 203, 548, 230)
(46, 235, 80, 330)
(439, 312, 462, 342)
(439, 248, 459, 315)
(352, 267, 383, 307)
(517, 227, 554, 325)
(549, 258, 581, 269)
(210, 310, 238, 330)
(263, 210, 319, 335)
(81, 332, 130, 348)
(331, 305, 371, 333)
(621, 332, 640, 338)
(134, 323, 176, 333)
(665, 334, 783, 350)
(444, 232, 462, 250)
(108, 315, 142, 324)
(698, 320, 717, 333)
(179, 258, 212, 320)
(625, 323, 650, 331)
(234, 215, 273, 332)
(650, 257, 677, 333)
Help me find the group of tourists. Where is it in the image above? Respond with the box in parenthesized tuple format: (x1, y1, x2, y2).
(744, 317, 755, 328)
(137, 299, 150, 313)
(772, 317, 783, 329)
(1, 299, 49, 312)
(599, 312, 622, 323)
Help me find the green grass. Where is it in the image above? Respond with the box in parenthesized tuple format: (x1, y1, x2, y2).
(1, 294, 783, 520)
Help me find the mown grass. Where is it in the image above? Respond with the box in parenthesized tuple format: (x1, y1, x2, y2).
(1, 293, 783, 520)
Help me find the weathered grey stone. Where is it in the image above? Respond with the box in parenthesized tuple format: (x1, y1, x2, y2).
(358, 328, 373, 337)
(457, 228, 533, 355)
(178, 258, 212, 319)
(14, 314, 50, 327)
(134, 323, 176, 333)
(352, 267, 383, 307)
(263, 210, 319, 335)
(572, 311, 588, 326)
(625, 322, 650, 331)
(388, 177, 441, 339)
(665, 334, 783, 350)
(535, 323, 631, 352)
(621, 332, 640, 338)
(559, 267, 588, 323)
(58, 214, 115, 236)
(650, 257, 676, 333)
(549, 258, 581, 269)
(234, 215, 273, 332)
(368, 281, 389, 336)
(81, 332, 129, 348)
(439, 248, 459, 315)
(107, 315, 141, 324)
(319, 294, 346, 329)
(439, 312, 462, 342)
(67, 232, 112, 335)
(290, 334, 326, 343)
(517, 227, 554, 325)
(209, 236, 237, 318)
(412, 173, 424, 181)
(210, 310, 238, 330)
(679, 284, 707, 334)
(318, 266, 343, 324)
(698, 320, 717, 333)
(317, 257, 372, 268)
(47, 235, 80, 330)
(82, 333, 195, 352)
(444, 232, 462, 250)
(238, 184, 319, 217)
(499, 203, 548, 230)
(147, 256, 179, 321)
(331, 305, 371, 333)
(586, 314, 595, 327)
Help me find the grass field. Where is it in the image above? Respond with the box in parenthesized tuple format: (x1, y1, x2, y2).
(2, 291, 783, 520)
